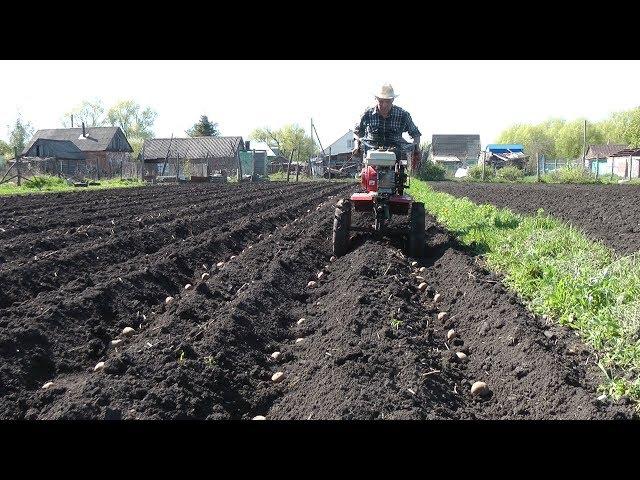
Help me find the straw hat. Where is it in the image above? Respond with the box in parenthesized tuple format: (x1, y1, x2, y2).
(375, 83, 398, 99)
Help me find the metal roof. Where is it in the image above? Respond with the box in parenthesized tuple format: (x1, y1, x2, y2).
(611, 147, 640, 157)
(486, 144, 524, 152)
(141, 136, 245, 161)
(24, 138, 86, 160)
(585, 144, 628, 159)
(22, 127, 132, 154)
(432, 134, 481, 159)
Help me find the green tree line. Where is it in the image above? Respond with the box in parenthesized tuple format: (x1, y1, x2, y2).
(497, 106, 640, 161)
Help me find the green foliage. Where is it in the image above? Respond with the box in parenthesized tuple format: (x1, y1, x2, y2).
(186, 115, 220, 137)
(467, 165, 494, 181)
(495, 166, 524, 182)
(600, 107, 640, 148)
(0, 175, 145, 196)
(407, 178, 640, 406)
(128, 137, 145, 160)
(24, 175, 67, 190)
(0, 139, 11, 157)
(417, 161, 446, 181)
(250, 124, 316, 162)
(7, 113, 34, 153)
(106, 100, 158, 140)
(496, 106, 640, 170)
(61, 99, 106, 127)
(390, 317, 403, 331)
(541, 166, 598, 184)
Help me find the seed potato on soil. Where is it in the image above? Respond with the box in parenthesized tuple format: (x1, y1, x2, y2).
(0, 182, 634, 420)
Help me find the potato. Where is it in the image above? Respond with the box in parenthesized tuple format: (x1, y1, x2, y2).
(271, 372, 285, 382)
(471, 381, 489, 397)
(122, 327, 135, 337)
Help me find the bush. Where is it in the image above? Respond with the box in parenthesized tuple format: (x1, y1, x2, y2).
(24, 175, 67, 190)
(417, 161, 446, 181)
(495, 166, 524, 182)
(541, 166, 598, 184)
(467, 165, 494, 181)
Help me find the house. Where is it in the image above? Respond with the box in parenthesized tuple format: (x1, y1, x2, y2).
(22, 139, 87, 175)
(584, 144, 628, 176)
(483, 144, 529, 169)
(22, 125, 133, 176)
(245, 141, 282, 175)
(141, 136, 246, 180)
(312, 130, 358, 177)
(430, 134, 481, 174)
(610, 147, 640, 179)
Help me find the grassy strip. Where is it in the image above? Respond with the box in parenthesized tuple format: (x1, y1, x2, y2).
(0, 176, 146, 196)
(408, 179, 640, 403)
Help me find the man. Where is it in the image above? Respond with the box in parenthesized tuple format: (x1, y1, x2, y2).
(353, 83, 421, 155)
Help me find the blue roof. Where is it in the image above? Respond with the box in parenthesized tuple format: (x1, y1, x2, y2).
(487, 144, 524, 152)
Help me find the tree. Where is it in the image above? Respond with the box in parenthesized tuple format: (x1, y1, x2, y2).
(106, 100, 158, 139)
(186, 115, 220, 137)
(61, 99, 106, 127)
(250, 124, 316, 161)
(498, 123, 555, 172)
(555, 119, 604, 159)
(0, 139, 11, 157)
(7, 113, 35, 154)
(598, 107, 640, 148)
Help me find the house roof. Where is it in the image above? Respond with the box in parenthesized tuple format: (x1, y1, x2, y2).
(24, 138, 86, 160)
(432, 134, 481, 159)
(585, 144, 628, 159)
(141, 136, 245, 161)
(22, 127, 132, 154)
(486, 144, 524, 153)
(248, 141, 277, 157)
(326, 130, 354, 155)
(611, 147, 640, 157)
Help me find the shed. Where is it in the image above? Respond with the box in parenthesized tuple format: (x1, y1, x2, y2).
(141, 136, 246, 179)
(431, 134, 481, 173)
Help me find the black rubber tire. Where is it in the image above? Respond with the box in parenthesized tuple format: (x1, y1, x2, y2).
(408, 201, 426, 258)
(333, 199, 351, 257)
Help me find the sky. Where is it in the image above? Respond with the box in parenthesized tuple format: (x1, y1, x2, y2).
(2, 60, 640, 149)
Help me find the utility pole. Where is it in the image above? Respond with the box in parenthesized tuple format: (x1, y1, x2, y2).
(583, 119, 587, 167)
(15, 147, 21, 186)
(482, 149, 486, 181)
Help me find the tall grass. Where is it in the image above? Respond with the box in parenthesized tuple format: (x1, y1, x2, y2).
(408, 179, 640, 403)
(0, 175, 145, 196)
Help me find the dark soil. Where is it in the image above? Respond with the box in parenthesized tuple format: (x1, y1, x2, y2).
(428, 182, 640, 256)
(0, 181, 634, 419)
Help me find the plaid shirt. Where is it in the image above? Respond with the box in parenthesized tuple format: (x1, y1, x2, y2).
(354, 104, 421, 146)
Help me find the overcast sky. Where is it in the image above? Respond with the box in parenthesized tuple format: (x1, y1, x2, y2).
(2, 60, 639, 149)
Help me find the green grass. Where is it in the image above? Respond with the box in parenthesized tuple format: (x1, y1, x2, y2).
(408, 179, 640, 405)
(0, 175, 146, 196)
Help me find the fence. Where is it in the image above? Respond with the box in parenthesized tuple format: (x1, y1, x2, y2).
(536, 155, 640, 180)
(0, 156, 144, 185)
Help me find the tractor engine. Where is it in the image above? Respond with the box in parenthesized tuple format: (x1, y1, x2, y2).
(360, 150, 398, 195)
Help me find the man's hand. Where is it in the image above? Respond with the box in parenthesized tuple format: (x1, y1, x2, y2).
(412, 136, 421, 153)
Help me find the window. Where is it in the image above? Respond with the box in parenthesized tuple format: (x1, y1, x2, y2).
(346, 139, 353, 149)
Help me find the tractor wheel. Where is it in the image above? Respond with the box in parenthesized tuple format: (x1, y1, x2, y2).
(408, 202, 426, 258)
(333, 199, 351, 257)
